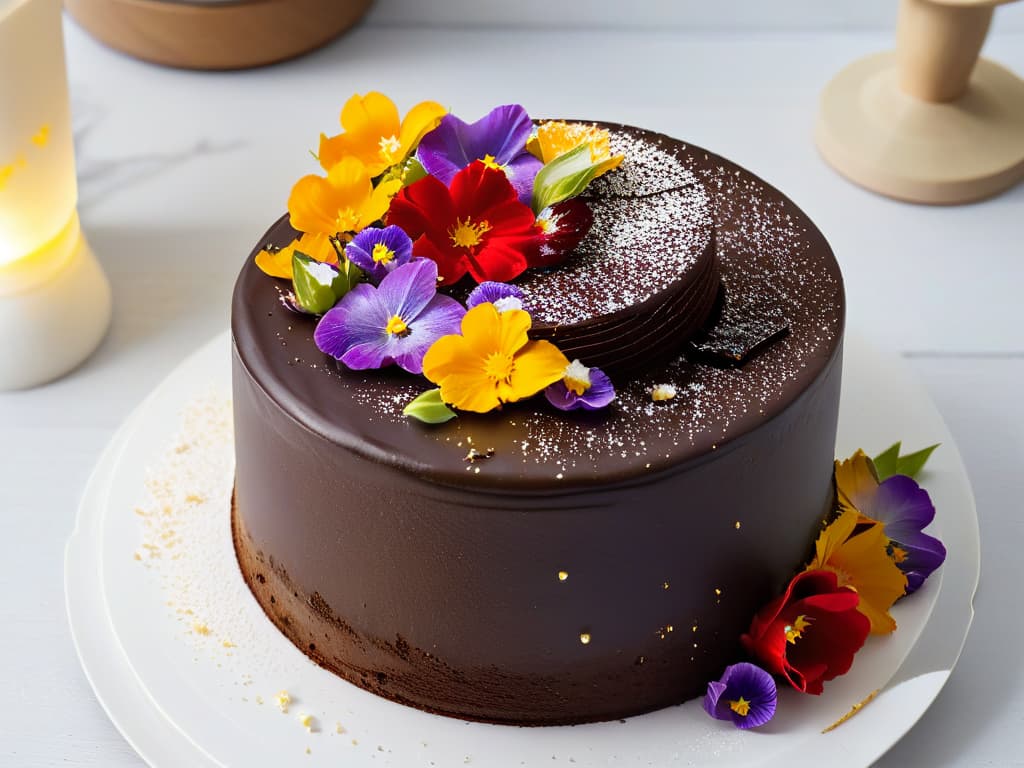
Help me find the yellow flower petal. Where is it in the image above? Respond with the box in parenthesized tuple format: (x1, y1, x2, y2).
(530, 121, 624, 181)
(835, 450, 881, 522)
(509, 340, 570, 401)
(254, 232, 338, 279)
(808, 508, 907, 635)
(398, 100, 447, 157)
(288, 157, 390, 237)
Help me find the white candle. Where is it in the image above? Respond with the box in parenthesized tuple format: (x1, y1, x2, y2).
(0, 0, 110, 390)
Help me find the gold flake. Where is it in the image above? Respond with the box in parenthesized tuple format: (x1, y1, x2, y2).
(335, 722, 346, 734)
(298, 713, 316, 732)
(558, 571, 569, 581)
(662, 581, 670, 590)
(192, 622, 211, 636)
(821, 689, 880, 733)
(255, 695, 264, 705)
(666, 625, 674, 633)
(221, 640, 236, 648)
(579, 633, 591, 645)
(735, 521, 742, 529)
(714, 588, 722, 596)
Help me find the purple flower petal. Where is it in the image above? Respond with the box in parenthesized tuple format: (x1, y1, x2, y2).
(704, 662, 777, 730)
(390, 293, 465, 374)
(858, 474, 946, 592)
(545, 363, 616, 411)
(314, 259, 463, 374)
(417, 105, 538, 204)
(376, 259, 441, 324)
(467, 281, 525, 310)
(345, 225, 413, 284)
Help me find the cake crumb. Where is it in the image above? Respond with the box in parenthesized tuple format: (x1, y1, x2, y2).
(335, 722, 346, 734)
(274, 690, 292, 713)
(651, 384, 677, 401)
(192, 622, 211, 636)
(298, 713, 316, 732)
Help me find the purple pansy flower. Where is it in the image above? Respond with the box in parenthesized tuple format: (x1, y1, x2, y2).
(545, 360, 616, 411)
(858, 474, 947, 594)
(417, 105, 543, 205)
(345, 225, 413, 285)
(703, 662, 777, 730)
(466, 281, 525, 313)
(314, 259, 464, 374)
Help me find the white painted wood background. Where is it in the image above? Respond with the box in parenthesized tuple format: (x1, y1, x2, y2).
(0, 9, 1021, 767)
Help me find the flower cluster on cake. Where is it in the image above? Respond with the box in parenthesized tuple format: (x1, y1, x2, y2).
(255, 92, 622, 422)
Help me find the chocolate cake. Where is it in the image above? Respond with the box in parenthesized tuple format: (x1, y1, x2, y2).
(231, 123, 845, 725)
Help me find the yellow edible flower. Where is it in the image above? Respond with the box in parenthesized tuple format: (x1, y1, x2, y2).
(527, 121, 624, 178)
(254, 231, 338, 279)
(318, 92, 446, 177)
(835, 449, 881, 522)
(288, 156, 400, 238)
(422, 303, 569, 414)
(806, 508, 908, 635)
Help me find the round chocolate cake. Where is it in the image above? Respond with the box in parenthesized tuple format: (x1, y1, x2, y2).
(231, 123, 844, 725)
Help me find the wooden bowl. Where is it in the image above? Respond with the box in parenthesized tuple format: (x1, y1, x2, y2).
(64, 0, 375, 70)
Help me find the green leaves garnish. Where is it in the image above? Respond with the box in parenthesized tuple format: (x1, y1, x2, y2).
(291, 251, 361, 314)
(873, 442, 939, 482)
(403, 388, 457, 424)
(531, 143, 601, 214)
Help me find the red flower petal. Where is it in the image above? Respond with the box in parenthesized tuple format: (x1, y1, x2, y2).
(450, 161, 519, 220)
(530, 199, 594, 269)
(741, 569, 870, 696)
(387, 174, 454, 242)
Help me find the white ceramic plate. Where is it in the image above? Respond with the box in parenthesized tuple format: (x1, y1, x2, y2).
(66, 331, 979, 768)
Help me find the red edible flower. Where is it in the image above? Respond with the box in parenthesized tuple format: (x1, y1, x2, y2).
(387, 161, 540, 285)
(741, 569, 870, 695)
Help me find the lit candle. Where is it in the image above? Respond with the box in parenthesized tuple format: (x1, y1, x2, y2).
(0, 0, 110, 390)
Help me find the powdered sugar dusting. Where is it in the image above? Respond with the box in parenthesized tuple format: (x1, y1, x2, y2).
(518, 128, 712, 325)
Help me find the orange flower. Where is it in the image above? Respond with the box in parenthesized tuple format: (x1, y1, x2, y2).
(319, 92, 446, 177)
(527, 121, 624, 178)
(422, 303, 569, 413)
(254, 231, 338, 279)
(288, 156, 400, 238)
(806, 508, 908, 635)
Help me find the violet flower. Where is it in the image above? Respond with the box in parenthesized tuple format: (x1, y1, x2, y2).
(703, 662, 777, 730)
(857, 474, 947, 594)
(314, 259, 464, 374)
(344, 225, 413, 285)
(417, 105, 542, 205)
(545, 360, 615, 411)
(466, 281, 525, 312)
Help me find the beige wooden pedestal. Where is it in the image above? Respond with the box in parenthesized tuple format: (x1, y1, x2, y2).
(816, 0, 1024, 205)
(64, 0, 374, 70)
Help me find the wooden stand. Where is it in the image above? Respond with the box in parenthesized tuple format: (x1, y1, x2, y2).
(816, 0, 1024, 205)
(64, 0, 374, 70)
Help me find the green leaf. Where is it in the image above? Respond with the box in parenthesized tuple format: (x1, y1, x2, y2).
(872, 442, 901, 482)
(291, 251, 359, 314)
(401, 156, 428, 187)
(403, 388, 457, 424)
(531, 143, 599, 213)
(873, 442, 939, 481)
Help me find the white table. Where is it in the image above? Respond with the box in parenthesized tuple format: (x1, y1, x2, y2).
(1, 13, 1022, 767)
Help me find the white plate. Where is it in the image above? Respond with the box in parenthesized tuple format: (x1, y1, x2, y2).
(66, 331, 979, 768)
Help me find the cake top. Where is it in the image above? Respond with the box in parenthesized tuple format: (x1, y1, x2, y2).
(232, 99, 845, 491)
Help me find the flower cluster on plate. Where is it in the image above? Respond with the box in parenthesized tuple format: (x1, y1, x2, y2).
(255, 92, 624, 420)
(704, 443, 947, 730)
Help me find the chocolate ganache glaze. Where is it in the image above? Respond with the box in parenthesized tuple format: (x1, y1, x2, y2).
(231, 124, 845, 725)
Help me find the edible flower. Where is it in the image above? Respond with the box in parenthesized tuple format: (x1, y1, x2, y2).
(835, 450, 946, 595)
(806, 507, 908, 634)
(466, 281, 524, 312)
(741, 569, 870, 695)
(422, 303, 569, 413)
(255, 231, 338, 280)
(313, 259, 464, 374)
(527, 120, 623, 179)
(289, 156, 401, 238)
(531, 199, 593, 268)
(344, 225, 413, 285)
(545, 360, 615, 411)
(318, 92, 446, 177)
(703, 662, 777, 729)
(416, 104, 542, 206)
(387, 162, 540, 285)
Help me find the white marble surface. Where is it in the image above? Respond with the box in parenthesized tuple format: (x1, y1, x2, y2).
(0, 14, 1022, 767)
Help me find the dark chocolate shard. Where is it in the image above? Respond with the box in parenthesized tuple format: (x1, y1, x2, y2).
(690, 289, 790, 367)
